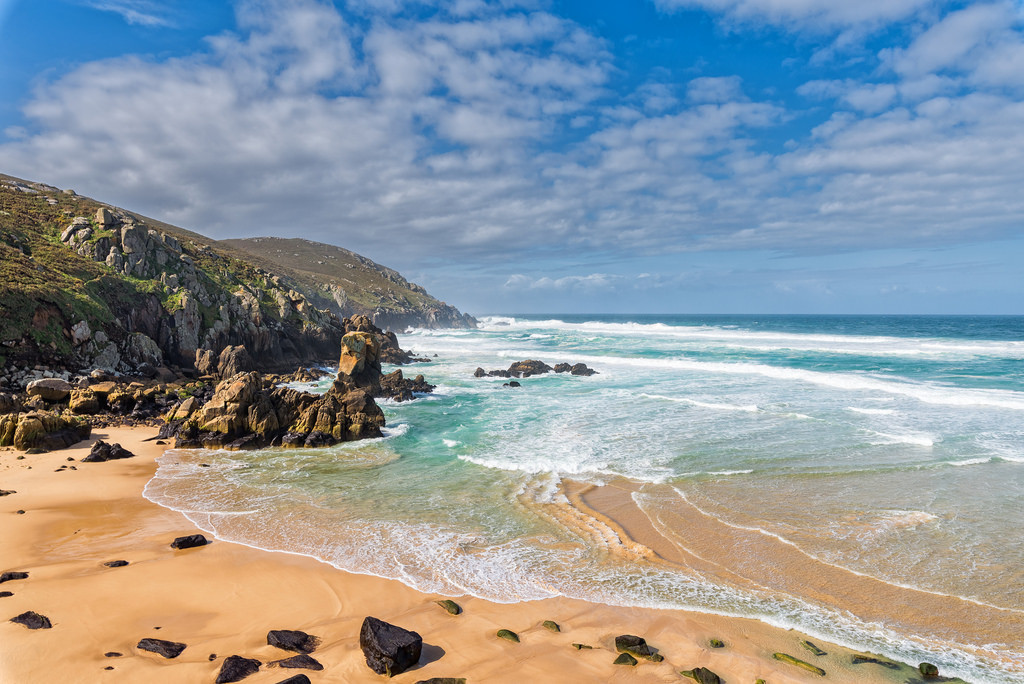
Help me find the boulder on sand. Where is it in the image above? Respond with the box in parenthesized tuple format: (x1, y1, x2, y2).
(359, 616, 422, 676)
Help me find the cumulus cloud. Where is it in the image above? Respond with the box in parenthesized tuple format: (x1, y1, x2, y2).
(1, 0, 1024, 284)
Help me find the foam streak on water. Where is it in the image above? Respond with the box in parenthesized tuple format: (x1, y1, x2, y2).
(145, 314, 1024, 684)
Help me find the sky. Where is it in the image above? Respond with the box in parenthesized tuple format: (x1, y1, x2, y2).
(1, 0, 1023, 315)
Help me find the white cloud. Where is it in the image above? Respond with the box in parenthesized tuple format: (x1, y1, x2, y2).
(503, 273, 624, 291)
(80, 0, 172, 26)
(653, 0, 940, 33)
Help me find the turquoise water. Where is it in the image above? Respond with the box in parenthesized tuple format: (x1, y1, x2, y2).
(145, 314, 1024, 683)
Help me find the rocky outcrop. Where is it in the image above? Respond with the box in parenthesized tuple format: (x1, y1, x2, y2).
(137, 638, 187, 659)
(475, 360, 598, 379)
(82, 440, 135, 463)
(0, 411, 91, 451)
(216, 655, 262, 683)
(359, 616, 422, 676)
(10, 611, 52, 630)
(26, 378, 72, 401)
(267, 630, 320, 654)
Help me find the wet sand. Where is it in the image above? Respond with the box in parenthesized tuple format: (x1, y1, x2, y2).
(1, 427, 944, 683)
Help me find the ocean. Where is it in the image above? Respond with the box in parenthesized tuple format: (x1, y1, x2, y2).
(144, 314, 1024, 683)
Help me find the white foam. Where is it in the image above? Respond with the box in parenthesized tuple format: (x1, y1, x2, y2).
(867, 430, 935, 447)
(708, 469, 754, 476)
(949, 457, 991, 467)
(642, 393, 759, 413)
(443, 439, 460, 448)
(847, 406, 896, 415)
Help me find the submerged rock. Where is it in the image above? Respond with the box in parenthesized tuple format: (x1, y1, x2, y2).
(137, 638, 186, 658)
(216, 655, 262, 683)
(10, 611, 52, 629)
(267, 629, 321, 654)
(359, 616, 422, 676)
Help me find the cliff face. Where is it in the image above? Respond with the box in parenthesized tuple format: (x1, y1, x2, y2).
(0, 174, 473, 387)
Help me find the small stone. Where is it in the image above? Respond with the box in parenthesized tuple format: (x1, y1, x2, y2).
(16, 510, 25, 514)
(0, 591, 13, 598)
(271, 654, 323, 671)
(10, 611, 52, 629)
(0, 490, 15, 496)
(216, 655, 262, 683)
(104, 666, 114, 670)
(210, 654, 217, 661)
(137, 638, 186, 658)
(435, 599, 462, 615)
(542, 620, 560, 632)
(919, 662, 939, 678)
(571, 643, 593, 650)
(170, 533, 209, 549)
(0, 571, 28, 583)
(800, 639, 826, 656)
(104, 652, 122, 658)
(267, 629, 320, 654)
(496, 629, 519, 643)
(613, 652, 638, 666)
(103, 560, 129, 568)
(709, 638, 725, 648)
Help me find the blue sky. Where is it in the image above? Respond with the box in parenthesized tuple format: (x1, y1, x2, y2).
(2, 0, 1023, 315)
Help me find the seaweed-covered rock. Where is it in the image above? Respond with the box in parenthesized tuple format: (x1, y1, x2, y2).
(137, 638, 186, 658)
(10, 611, 52, 629)
(615, 634, 656, 660)
(267, 629, 320, 654)
(170, 533, 209, 549)
(435, 599, 462, 616)
(216, 655, 262, 683)
(271, 654, 323, 670)
(709, 638, 725, 648)
(82, 441, 135, 462)
(920, 662, 939, 678)
(496, 629, 520, 643)
(800, 639, 826, 656)
(542, 620, 560, 632)
(852, 654, 898, 669)
(359, 616, 422, 676)
(773, 652, 826, 676)
(613, 653, 638, 666)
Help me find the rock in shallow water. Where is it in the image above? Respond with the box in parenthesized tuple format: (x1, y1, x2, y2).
(137, 638, 186, 658)
(10, 611, 52, 629)
(267, 629, 320, 653)
(216, 655, 262, 683)
(359, 616, 422, 676)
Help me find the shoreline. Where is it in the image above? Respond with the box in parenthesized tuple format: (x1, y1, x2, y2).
(2, 427, 955, 683)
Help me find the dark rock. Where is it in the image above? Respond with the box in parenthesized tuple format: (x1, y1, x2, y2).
(10, 611, 51, 629)
(104, 666, 114, 670)
(267, 629, 320, 654)
(0, 571, 28, 583)
(137, 638, 187, 658)
(920, 662, 939, 677)
(104, 652, 122, 658)
(572, 643, 592, 650)
(683, 667, 721, 684)
(851, 654, 898, 669)
(435, 599, 462, 616)
(16, 510, 25, 514)
(103, 560, 129, 568)
(0, 490, 15, 496)
(569, 363, 596, 376)
(271, 654, 323, 670)
(210, 653, 217, 661)
(613, 652, 637, 666)
(553, 363, 572, 373)
(0, 591, 13, 598)
(505, 381, 521, 388)
(82, 441, 135, 463)
(799, 638, 825, 655)
(415, 679, 466, 684)
(273, 676, 311, 684)
(542, 620, 560, 632)
(359, 616, 423, 676)
(170, 534, 209, 549)
(614, 634, 653, 659)
(496, 629, 519, 643)
(473, 367, 486, 378)
(507, 360, 552, 377)
(216, 655, 262, 683)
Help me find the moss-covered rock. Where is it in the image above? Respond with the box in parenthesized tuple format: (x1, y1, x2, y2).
(571, 643, 592, 650)
(496, 629, 519, 643)
(919, 662, 939, 677)
(800, 639, 826, 656)
(435, 599, 462, 616)
(773, 652, 826, 676)
(680, 667, 721, 684)
(709, 638, 725, 648)
(613, 653, 637, 666)
(542, 620, 560, 632)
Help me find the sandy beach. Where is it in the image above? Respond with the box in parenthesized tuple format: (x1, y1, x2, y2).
(1, 427, 944, 683)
